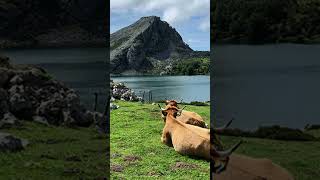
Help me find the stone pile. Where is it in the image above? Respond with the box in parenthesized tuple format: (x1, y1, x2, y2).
(0, 55, 105, 130)
(110, 80, 142, 102)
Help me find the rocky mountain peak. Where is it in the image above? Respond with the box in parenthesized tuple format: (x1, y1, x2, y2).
(110, 16, 193, 74)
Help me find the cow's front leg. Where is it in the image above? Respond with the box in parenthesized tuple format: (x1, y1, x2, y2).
(161, 131, 173, 147)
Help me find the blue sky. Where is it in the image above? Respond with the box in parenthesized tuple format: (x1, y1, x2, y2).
(110, 0, 210, 51)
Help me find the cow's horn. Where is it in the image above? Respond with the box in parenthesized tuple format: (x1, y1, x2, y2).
(158, 104, 165, 111)
(180, 106, 187, 112)
(213, 118, 234, 133)
(215, 140, 242, 158)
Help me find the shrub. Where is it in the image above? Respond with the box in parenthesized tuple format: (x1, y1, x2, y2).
(219, 125, 318, 141)
(189, 101, 209, 106)
(305, 124, 320, 130)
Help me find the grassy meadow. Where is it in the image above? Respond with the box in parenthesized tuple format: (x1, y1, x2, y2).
(111, 101, 320, 180)
(0, 122, 108, 179)
(110, 101, 211, 179)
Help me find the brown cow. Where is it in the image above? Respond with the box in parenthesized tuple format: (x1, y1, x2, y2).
(160, 100, 208, 128)
(161, 105, 241, 163)
(213, 154, 294, 180)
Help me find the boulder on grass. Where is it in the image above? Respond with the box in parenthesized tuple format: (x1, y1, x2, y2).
(0, 132, 28, 152)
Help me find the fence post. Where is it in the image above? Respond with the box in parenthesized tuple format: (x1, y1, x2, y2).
(142, 91, 145, 102)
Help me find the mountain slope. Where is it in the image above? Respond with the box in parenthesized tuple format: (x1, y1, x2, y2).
(110, 16, 194, 74)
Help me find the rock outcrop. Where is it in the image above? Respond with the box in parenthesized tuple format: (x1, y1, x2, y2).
(110, 80, 142, 102)
(110, 16, 194, 74)
(0, 55, 103, 128)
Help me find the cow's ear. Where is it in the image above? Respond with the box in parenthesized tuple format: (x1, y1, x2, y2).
(165, 100, 170, 105)
(162, 110, 168, 117)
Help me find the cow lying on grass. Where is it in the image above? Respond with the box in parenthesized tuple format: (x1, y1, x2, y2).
(160, 105, 241, 168)
(160, 100, 208, 128)
(159, 102, 294, 179)
(213, 154, 295, 180)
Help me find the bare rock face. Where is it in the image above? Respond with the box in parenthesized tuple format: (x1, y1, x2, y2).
(110, 16, 193, 73)
(0, 55, 96, 127)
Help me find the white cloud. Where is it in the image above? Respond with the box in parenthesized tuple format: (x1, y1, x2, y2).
(188, 39, 202, 43)
(111, 0, 210, 31)
(199, 16, 210, 31)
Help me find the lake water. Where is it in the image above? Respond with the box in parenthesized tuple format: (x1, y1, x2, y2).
(111, 76, 210, 103)
(3, 44, 317, 130)
(0, 48, 108, 112)
(213, 44, 320, 130)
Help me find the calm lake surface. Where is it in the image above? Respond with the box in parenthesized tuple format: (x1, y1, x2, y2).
(0, 48, 108, 112)
(111, 75, 210, 103)
(214, 44, 320, 130)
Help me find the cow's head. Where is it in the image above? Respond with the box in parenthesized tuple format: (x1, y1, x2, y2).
(165, 100, 178, 107)
(211, 118, 241, 174)
(158, 104, 185, 122)
(211, 140, 242, 173)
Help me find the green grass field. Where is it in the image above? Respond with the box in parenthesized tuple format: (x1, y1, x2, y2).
(110, 101, 211, 179)
(0, 122, 108, 179)
(1, 101, 318, 179)
(111, 101, 320, 180)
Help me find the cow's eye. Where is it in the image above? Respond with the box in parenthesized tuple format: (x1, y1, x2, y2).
(162, 111, 168, 116)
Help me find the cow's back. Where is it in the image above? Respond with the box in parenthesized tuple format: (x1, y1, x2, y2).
(177, 111, 207, 128)
(214, 154, 294, 180)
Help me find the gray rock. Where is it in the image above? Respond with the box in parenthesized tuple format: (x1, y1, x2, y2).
(0, 69, 10, 86)
(111, 82, 141, 102)
(0, 55, 11, 68)
(37, 99, 66, 125)
(110, 103, 119, 110)
(32, 116, 49, 126)
(0, 112, 19, 128)
(0, 88, 9, 118)
(0, 132, 28, 152)
(9, 92, 34, 119)
(62, 111, 76, 126)
(10, 75, 23, 85)
(69, 109, 93, 127)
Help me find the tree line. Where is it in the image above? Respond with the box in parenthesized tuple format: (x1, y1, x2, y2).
(211, 0, 320, 44)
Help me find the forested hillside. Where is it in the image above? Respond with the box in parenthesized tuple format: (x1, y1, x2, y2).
(211, 0, 320, 44)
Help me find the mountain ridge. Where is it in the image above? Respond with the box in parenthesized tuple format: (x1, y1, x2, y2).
(110, 16, 208, 74)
